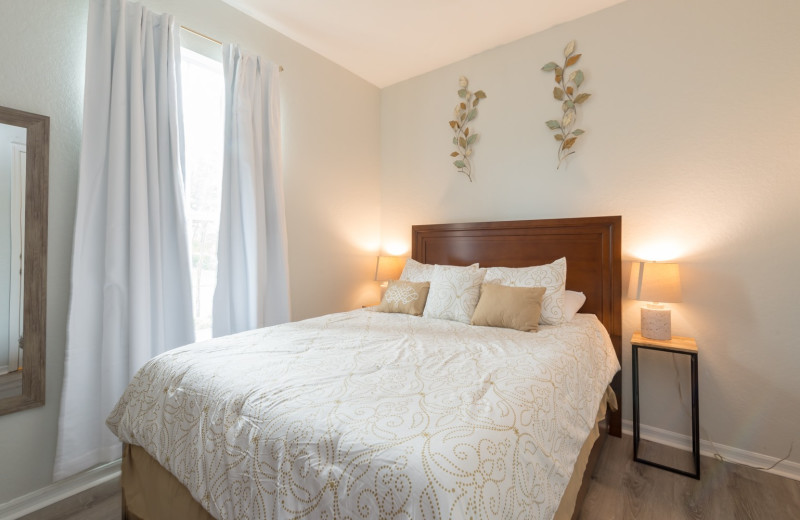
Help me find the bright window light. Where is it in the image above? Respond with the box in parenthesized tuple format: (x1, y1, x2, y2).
(181, 47, 224, 341)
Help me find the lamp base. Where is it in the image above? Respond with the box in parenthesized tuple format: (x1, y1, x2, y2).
(641, 306, 671, 340)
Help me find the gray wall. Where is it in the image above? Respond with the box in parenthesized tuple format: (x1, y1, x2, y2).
(380, 0, 800, 466)
(0, 1, 87, 501)
(0, 0, 381, 503)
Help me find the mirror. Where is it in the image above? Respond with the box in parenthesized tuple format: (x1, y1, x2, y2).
(0, 106, 48, 415)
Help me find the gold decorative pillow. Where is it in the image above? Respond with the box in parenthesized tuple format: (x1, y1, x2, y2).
(373, 280, 430, 316)
(471, 284, 546, 332)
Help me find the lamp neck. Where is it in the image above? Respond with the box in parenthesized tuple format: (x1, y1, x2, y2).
(645, 302, 665, 309)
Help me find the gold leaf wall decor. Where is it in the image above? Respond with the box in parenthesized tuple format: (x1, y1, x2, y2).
(449, 76, 486, 181)
(542, 40, 591, 169)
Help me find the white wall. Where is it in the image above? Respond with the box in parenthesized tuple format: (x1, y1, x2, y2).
(380, 0, 800, 465)
(0, 0, 380, 503)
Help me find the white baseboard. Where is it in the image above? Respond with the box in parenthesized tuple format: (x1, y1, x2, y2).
(0, 459, 121, 520)
(622, 420, 800, 482)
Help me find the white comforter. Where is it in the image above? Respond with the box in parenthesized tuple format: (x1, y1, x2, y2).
(107, 310, 619, 520)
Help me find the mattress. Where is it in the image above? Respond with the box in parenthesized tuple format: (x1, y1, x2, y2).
(108, 310, 620, 519)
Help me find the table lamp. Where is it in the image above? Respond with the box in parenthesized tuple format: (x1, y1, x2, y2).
(374, 256, 405, 287)
(628, 261, 682, 340)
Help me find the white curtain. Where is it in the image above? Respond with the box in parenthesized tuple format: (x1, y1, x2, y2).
(55, 0, 194, 480)
(213, 44, 290, 336)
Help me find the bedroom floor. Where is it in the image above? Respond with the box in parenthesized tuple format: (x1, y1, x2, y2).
(579, 434, 800, 519)
(19, 434, 800, 520)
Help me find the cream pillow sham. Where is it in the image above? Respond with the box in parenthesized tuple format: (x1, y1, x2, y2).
(399, 259, 435, 283)
(423, 264, 486, 324)
(483, 257, 567, 325)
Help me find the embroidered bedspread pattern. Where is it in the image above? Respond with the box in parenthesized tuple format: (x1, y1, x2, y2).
(107, 311, 619, 520)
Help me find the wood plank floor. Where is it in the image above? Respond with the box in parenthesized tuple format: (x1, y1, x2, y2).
(579, 434, 800, 520)
(20, 434, 800, 519)
(17, 478, 120, 520)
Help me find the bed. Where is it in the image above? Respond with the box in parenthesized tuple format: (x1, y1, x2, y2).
(108, 216, 622, 520)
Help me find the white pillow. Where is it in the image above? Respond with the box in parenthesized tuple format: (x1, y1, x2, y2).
(399, 258, 435, 282)
(423, 264, 486, 324)
(483, 257, 567, 325)
(564, 290, 587, 321)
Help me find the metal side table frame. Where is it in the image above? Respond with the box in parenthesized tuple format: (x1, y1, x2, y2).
(632, 333, 700, 479)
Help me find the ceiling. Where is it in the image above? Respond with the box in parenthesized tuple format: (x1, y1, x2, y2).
(220, 0, 627, 88)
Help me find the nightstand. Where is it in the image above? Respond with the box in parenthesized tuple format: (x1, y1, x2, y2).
(631, 332, 700, 479)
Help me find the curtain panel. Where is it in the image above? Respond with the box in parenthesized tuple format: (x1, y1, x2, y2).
(213, 44, 290, 337)
(55, 0, 194, 480)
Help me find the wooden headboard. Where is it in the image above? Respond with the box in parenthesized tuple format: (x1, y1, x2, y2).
(411, 216, 622, 436)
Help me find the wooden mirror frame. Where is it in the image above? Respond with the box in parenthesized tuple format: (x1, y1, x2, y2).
(0, 106, 49, 415)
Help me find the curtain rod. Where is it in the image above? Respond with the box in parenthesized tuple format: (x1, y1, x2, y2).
(180, 25, 284, 72)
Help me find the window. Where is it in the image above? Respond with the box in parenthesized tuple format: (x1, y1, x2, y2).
(181, 47, 224, 340)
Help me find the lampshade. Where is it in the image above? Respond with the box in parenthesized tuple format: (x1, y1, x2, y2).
(628, 262, 682, 303)
(374, 256, 405, 282)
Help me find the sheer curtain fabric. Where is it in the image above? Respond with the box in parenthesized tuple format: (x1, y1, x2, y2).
(54, 0, 194, 480)
(213, 44, 290, 336)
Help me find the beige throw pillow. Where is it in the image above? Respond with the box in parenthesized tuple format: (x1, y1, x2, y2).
(471, 284, 546, 332)
(373, 280, 430, 316)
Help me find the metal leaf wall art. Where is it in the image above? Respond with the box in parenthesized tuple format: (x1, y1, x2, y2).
(542, 40, 591, 169)
(449, 76, 486, 181)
